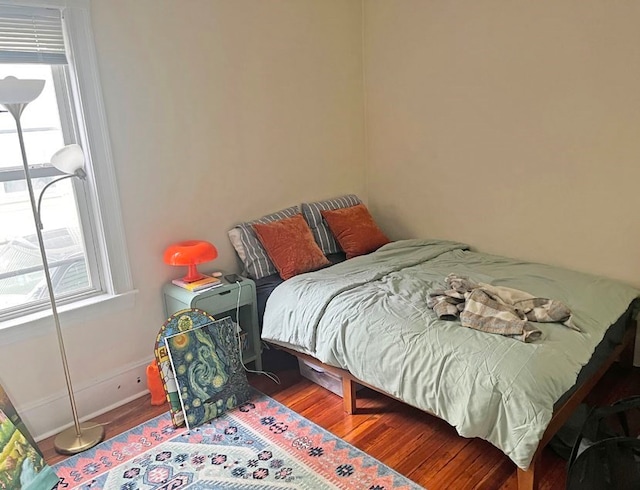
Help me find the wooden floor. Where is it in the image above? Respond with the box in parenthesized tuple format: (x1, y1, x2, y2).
(40, 362, 639, 489)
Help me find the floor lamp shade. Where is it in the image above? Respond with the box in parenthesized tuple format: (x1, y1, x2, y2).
(0, 77, 104, 454)
(0, 76, 44, 103)
(51, 144, 85, 175)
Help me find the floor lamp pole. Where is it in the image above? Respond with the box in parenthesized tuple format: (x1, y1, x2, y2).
(4, 98, 104, 455)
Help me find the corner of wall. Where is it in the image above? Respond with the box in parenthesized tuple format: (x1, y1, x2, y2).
(360, 0, 369, 205)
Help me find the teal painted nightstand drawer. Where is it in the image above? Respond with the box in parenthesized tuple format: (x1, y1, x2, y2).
(192, 284, 254, 314)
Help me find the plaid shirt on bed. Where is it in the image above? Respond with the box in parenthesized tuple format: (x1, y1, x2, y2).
(427, 274, 578, 342)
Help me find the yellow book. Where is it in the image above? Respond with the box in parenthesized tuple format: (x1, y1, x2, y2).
(172, 275, 222, 292)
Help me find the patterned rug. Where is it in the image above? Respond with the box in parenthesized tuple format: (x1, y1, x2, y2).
(53, 391, 423, 489)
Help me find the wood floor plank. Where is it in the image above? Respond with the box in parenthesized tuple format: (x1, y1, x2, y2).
(40, 363, 639, 489)
(474, 458, 514, 490)
(446, 439, 511, 489)
(326, 408, 381, 440)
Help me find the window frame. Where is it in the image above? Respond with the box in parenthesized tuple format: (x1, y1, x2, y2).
(0, 0, 135, 338)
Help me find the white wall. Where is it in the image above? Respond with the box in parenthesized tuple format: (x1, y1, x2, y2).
(364, 0, 640, 290)
(0, 0, 365, 438)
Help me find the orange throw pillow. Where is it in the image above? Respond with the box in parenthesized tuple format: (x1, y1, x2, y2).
(321, 203, 390, 259)
(252, 214, 331, 280)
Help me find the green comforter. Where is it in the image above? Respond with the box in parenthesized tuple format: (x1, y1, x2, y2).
(261, 239, 639, 469)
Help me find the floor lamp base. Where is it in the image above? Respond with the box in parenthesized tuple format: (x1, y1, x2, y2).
(54, 422, 105, 455)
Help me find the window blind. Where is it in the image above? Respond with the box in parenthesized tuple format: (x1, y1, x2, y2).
(0, 5, 67, 64)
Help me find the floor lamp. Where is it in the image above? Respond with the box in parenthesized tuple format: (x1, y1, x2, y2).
(0, 76, 105, 454)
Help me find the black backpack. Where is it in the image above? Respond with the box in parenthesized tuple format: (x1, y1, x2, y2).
(566, 395, 640, 490)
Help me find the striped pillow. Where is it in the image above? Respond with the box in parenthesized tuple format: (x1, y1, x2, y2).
(301, 195, 361, 255)
(229, 206, 299, 280)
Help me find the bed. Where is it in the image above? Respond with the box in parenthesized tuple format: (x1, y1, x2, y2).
(258, 238, 639, 490)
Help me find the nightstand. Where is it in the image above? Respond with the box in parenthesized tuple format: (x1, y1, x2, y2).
(162, 274, 262, 370)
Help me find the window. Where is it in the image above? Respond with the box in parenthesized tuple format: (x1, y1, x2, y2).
(0, 1, 133, 326)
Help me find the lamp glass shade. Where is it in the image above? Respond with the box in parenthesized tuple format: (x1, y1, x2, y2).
(0, 76, 45, 104)
(164, 240, 218, 282)
(51, 144, 85, 174)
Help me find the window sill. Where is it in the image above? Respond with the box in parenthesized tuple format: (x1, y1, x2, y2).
(0, 290, 138, 345)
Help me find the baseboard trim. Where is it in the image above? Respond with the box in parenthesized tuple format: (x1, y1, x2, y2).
(16, 357, 155, 441)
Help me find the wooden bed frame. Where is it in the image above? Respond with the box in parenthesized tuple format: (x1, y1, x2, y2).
(272, 317, 637, 490)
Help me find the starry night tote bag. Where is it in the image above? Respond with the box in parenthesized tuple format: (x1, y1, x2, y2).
(155, 308, 217, 427)
(165, 316, 252, 430)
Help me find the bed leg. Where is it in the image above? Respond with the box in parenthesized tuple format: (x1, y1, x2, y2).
(517, 458, 539, 490)
(342, 377, 356, 414)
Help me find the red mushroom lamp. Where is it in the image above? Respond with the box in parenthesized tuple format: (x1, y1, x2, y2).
(163, 240, 218, 282)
